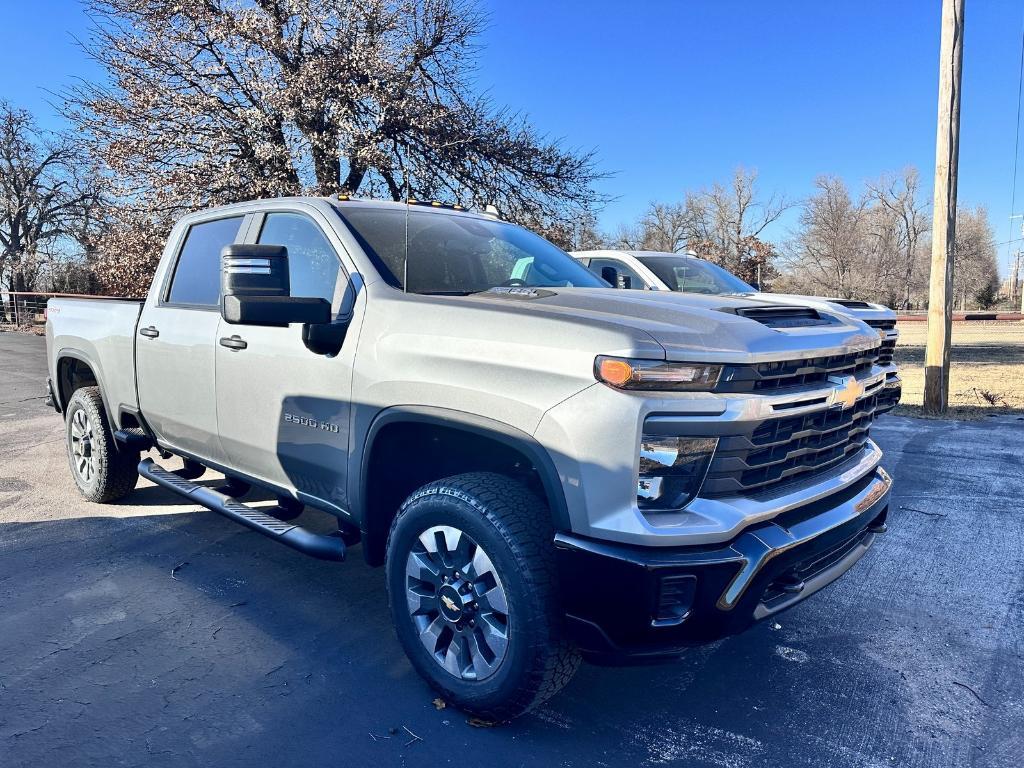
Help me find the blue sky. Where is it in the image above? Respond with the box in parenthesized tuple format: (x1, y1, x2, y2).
(3, 1, 1023, 275)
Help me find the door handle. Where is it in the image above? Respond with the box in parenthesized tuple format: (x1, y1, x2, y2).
(139, 326, 159, 338)
(219, 335, 248, 350)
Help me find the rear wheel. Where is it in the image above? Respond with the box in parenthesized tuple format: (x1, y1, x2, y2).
(385, 472, 580, 721)
(65, 386, 139, 503)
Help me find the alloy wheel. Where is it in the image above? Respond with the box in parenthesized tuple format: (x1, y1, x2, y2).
(70, 409, 97, 483)
(405, 525, 510, 681)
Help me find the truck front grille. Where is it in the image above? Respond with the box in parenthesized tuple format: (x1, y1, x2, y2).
(864, 320, 897, 365)
(717, 346, 880, 393)
(701, 395, 878, 497)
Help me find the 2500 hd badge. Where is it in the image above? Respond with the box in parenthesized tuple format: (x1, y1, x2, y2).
(284, 412, 341, 433)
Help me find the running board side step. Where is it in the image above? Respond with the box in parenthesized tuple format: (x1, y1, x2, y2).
(115, 427, 155, 451)
(138, 458, 346, 562)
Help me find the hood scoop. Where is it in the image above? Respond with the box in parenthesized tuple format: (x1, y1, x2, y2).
(833, 299, 872, 309)
(733, 305, 835, 329)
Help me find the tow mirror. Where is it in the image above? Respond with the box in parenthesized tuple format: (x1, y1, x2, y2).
(600, 265, 633, 290)
(221, 244, 331, 328)
(222, 243, 289, 297)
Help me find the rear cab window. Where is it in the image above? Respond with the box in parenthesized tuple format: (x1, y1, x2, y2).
(166, 216, 244, 306)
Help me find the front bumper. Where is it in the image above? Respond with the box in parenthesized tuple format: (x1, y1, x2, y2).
(555, 466, 891, 661)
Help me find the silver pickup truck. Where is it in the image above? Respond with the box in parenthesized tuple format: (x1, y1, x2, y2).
(46, 197, 892, 720)
(574, 249, 902, 414)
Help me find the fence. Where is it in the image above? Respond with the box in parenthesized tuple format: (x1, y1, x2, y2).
(896, 311, 1023, 322)
(0, 291, 136, 330)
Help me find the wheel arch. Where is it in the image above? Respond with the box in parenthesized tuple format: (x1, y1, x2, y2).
(355, 406, 570, 566)
(55, 350, 114, 423)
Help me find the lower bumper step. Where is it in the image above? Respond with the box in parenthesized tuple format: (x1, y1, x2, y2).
(138, 458, 346, 562)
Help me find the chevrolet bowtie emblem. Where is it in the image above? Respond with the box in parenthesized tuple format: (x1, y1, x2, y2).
(830, 375, 864, 410)
(441, 594, 458, 612)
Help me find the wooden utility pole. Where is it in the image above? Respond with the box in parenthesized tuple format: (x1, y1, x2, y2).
(923, 0, 966, 414)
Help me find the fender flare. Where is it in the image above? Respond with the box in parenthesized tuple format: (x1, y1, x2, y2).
(55, 349, 116, 426)
(354, 405, 571, 532)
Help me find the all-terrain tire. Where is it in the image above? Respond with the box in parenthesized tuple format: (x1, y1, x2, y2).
(65, 386, 139, 503)
(385, 472, 580, 722)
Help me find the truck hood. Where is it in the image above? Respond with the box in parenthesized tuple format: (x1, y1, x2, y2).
(458, 287, 881, 363)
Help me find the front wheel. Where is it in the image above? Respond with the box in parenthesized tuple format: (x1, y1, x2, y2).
(65, 386, 139, 503)
(385, 472, 580, 722)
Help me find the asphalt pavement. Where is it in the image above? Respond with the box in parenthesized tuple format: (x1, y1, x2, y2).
(1, 331, 1022, 767)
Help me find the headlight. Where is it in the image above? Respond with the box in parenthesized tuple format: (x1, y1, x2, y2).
(638, 435, 718, 511)
(595, 356, 722, 391)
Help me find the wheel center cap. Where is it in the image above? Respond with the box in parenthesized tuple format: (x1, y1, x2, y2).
(438, 584, 464, 622)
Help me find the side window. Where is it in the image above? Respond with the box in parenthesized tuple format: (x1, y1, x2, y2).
(167, 217, 243, 306)
(257, 213, 341, 305)
(588, 258, 646, 289)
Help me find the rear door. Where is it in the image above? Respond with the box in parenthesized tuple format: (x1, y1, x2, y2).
(136, 214, 246, 463)
(214, 207, 359, 513)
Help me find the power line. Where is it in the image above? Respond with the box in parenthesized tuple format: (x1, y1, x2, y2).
(1007, 13, 1024, 274)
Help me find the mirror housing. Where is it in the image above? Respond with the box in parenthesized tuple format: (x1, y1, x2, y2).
(222, 294, 331, 327)
(221, 244, 290, 297)
(221, 243, 331, 328)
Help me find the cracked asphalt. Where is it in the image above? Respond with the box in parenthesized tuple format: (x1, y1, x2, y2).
(1, 331, 1022, 767)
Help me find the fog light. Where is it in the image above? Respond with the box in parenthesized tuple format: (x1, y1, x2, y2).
(638, 435, 718, 511)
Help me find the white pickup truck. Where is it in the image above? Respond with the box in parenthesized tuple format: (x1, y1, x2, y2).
(574, 249, 901, 414)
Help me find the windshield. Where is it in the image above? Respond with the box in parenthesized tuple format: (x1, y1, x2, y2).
(636, 256, 755, 295)
(337, 207, 605, 294)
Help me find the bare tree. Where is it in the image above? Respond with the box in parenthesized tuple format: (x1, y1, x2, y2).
(66, 0, 606, 228)
(951, 206, 999, 310)
(0, 102, 91, 307)
(639, 202, 691, 252)
(779, 168, 931, 307)
(637, 168, 789, 285)
(689, 168, 788, 271)
(785, 176, 869, 299)
(568, 210, 606, 251)
(865, 168, 929, 309)
(609, 221, 644, 250)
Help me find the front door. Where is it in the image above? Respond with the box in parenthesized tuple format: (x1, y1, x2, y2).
(136, 214, 246, 464)
(215, 208, 359, 514)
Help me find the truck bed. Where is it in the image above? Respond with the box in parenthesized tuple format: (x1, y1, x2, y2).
(46, 297, 144, 424)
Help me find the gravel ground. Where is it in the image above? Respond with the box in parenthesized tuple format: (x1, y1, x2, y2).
(1, 331, 1022, 767)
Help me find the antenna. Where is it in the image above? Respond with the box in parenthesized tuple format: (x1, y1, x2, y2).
(403, 179, 410, 294)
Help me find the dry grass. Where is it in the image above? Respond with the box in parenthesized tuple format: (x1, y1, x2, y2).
(892, 321, 1024, 419)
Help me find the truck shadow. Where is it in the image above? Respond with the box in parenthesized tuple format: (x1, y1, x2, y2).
(114, 478, 277, 508)
(0, 504, 937, 768)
